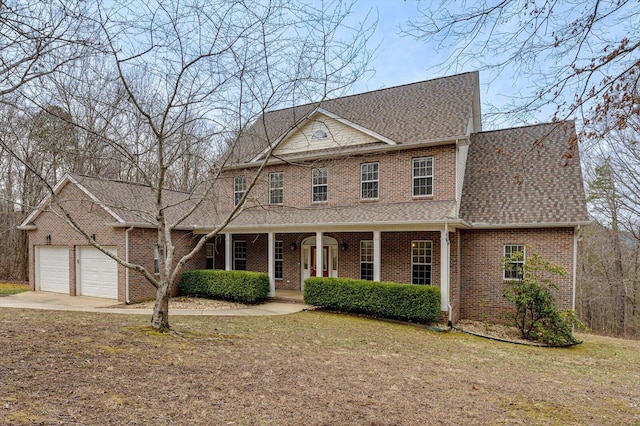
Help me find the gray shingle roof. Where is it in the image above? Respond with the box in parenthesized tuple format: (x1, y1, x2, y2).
(72, 174, 199, 226)
(232, 72, 480, 164)
(216, 200, 458, 231)
(459, 122, 589, 225)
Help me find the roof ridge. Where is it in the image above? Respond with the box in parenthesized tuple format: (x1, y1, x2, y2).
(265, 71, 479, 114)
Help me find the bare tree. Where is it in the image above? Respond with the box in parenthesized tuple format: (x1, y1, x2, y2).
(5, 0, 374, 330)
(403, 1, 640, 132)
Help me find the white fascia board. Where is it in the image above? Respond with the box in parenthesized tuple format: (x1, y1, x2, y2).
(249, 107, 321, 163)
(107, 221, 195, 231)
(315, 108, 398, 146)
(192, 218, 468, 234)
(67, 175, 125, 223)
(468, 221, 591, 229)
(19, 173, 74, 227)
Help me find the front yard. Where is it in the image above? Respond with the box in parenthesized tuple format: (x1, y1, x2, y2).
(0, 308, 638, 425)
(0, 282, 29, 296)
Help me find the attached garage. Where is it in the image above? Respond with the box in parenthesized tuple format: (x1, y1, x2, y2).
(77, 246, 118, 299)
(36, 246, 70, 294)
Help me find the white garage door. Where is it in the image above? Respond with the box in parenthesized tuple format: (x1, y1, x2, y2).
(77, 246, 118, 299)
(37, 246, 70, 294)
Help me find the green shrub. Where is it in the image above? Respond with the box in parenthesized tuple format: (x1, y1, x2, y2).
(502, 251, 580, 346)
(303, 277, 441, 324)
(180, 270, 270, 304)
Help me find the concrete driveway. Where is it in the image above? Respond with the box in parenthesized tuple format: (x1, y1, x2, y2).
(0, 291, 308, 316)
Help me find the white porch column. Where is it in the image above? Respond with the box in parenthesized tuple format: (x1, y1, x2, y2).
(373, 230, 381, 281)
(268, 231, 275, 297)
(315, 231, 323, 277)
(225, 233, 232, 270)
(440, 225, 450, 312)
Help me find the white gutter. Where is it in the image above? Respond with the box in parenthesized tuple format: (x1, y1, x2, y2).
(469, 221, 591, 229)
(125, 226, 134, 304)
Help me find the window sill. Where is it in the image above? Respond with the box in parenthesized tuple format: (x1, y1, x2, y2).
(360, 198, 379, 203)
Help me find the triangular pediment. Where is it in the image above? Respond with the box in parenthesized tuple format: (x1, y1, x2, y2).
(272, 109, 396, 156)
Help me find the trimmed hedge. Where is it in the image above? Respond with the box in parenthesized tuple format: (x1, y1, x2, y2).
(180, 270, 270, 304)
(303, 277, 441, 324)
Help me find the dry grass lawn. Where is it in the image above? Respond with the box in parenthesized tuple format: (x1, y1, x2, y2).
(0, 308, 638, 425)
(0, 282, 29, 297)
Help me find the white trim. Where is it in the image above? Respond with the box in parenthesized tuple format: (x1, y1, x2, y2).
(469, 221, 591, 229)
(360, 162, 379, 200)
(315, 232, 323, 278)
(412, 156, 434, 198)
(194, 219, 466, 235)
(238, 132, 465, 168)
(311, 167, 328, 203)
(224, 233, 232, 270)
(373, 231, 381, 282)
(268, 232, 275, 297)
(316, 108, 398, 146)
(573, 225, 582, 311)
(20, 173, 125, 227)
(440, 226, 450, 311)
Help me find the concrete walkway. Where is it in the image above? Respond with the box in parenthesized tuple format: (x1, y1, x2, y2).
(0, 291, 309, 316)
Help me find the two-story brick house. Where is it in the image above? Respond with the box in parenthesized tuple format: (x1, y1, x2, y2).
(20, 72, 589, 322)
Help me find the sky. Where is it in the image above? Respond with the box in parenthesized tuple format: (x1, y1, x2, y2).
(344, 1, 525, 126)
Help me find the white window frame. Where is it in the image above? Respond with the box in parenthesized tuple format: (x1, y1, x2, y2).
(312, 167, 328, 203)
(274, 240, 283, 280)
(360, 240, 374, 281)
(361, 162, 379, 200)
(504, 245, 526, 280)
(411, 240, 432, 285)
(269, 172, 284, 205)
(234, 176, 246, 206)
(412, 157, 434, 197)
(233, 240, 246, 271)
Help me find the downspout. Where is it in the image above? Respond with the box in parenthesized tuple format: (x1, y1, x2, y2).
(125, 226, 134, 304)
(445, 222, 453, 326)
(572, 225, 582, 311)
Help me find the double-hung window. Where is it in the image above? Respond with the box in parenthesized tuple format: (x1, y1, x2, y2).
(274, 240, 283, 279)
(234, 176, 246, 206)
(361, 162, 379, 200)
(269, 172, 283, 205)
(360, 240, 374, 281)
(154, 246, 160, 274)
(413, 157, 433, 197)
(411, 240, 432, 285)
(206, 243, 215, 269)
(312, 168, 328, 202)
(504, 245, 525, 280)
(233, 240, 246, 271)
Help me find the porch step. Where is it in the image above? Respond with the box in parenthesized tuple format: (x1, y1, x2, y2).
(269, 290, 305, 304)
(268, 296, 306, 305)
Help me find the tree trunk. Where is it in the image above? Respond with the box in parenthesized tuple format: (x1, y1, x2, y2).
(150, 281, 170, 331)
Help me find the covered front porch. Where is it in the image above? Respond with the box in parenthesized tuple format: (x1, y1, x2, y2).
(199, 226, 459, 318)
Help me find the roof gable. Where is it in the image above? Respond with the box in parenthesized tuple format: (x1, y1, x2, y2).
(234, 71, 480, 164)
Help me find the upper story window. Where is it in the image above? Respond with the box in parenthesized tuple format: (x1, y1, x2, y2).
(411, 240, 432, 285)
(361, 162, 379, 200)
(504, 245, 525, 280)
(413, 157, 433, 197)
(269, 172, 284, 205)
(234, 176, 246, 206)
(312, 129, 328, 140)
(312, 168, 328, 202)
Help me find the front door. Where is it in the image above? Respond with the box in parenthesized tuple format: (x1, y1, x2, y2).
(310, 246, 329, 277)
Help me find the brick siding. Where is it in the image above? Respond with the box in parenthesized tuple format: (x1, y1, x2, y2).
(459, 228, 575, 322)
